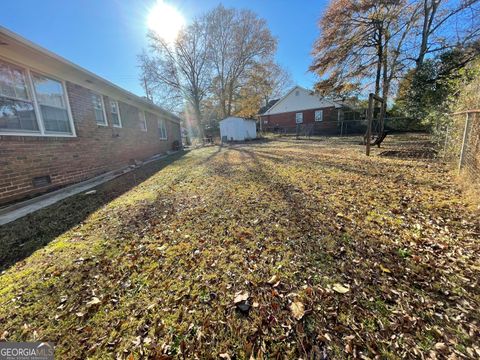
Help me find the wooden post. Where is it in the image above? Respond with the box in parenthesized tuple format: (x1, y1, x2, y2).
(366, 94, 374, 156)
(379, 98, 386, 133)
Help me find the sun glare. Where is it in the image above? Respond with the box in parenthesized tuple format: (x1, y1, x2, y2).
(147, 0, 185, 43)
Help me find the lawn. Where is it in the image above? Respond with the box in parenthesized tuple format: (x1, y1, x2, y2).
(0, 134, 479, 359)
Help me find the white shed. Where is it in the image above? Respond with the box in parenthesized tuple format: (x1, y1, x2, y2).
(219, 117, 257, 142)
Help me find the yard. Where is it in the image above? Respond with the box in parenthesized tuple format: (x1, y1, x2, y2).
(0, 134, 479, 359)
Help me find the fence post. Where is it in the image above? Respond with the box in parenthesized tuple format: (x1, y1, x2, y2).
(458, 112, 470, 173)
(366, 94, 374, 156)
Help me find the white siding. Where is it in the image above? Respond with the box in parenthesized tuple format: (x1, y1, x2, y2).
(264, 86, 339, 115)
(220, 117, 256, 141)
(243, 119, 257, 140)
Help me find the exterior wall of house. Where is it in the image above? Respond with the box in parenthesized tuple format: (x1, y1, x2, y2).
(261, 106, 340, 134)
(0, 81, 181, 205)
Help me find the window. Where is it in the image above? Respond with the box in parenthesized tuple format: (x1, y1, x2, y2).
(0, 61, 38, 133)
(0, 59, 74, 136)
(91, 92, 107, 126)
(110, 100, 122, 127)
(32, 73, 72, 133)
(158, 118, 167, 140)
(139, 111, 147, 131)
(33, 74, 73, 134)
(295, 112, 303, 124)
(315, 110, 323, 122)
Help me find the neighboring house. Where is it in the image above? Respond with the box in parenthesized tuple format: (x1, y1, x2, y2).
(258, 99, 279, 115)
(219, 117, 257, 141)
(0, 27, 181, 205)
(259, 86, 345, 134)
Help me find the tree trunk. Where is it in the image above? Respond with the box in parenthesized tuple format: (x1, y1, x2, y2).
(416, 0, 440, 70)
(381, 41, 390, 133)
(417, 0, 431, 68)
(374, 24, 383, 97)
(193, 101, 205, 140)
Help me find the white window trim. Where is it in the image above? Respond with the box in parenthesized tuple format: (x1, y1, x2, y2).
(140, 110, 147, 132)
(92, 91, 108, 127)
(158, 119, 167, 140)
(0, 57, 76, 137)
(295, 112, 303, 124)
(110, 99, 122, 128)
(315, 109, 323, 122)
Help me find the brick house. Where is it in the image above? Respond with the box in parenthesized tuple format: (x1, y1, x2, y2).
(0, 27, 181, 205)
(259, 86, 345, 134)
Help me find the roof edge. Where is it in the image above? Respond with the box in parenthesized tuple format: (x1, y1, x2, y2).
(0, 26, 181, 124)
(262, 85, 342, 115)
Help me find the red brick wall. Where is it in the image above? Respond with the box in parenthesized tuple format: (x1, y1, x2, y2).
(261, 107, 340, 134)
(0, 81, 181, 205)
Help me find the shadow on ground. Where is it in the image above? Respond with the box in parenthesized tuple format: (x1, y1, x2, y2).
(0, 151, 186, 272)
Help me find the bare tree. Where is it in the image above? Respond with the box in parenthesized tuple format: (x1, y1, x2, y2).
(139, 20, 211, 137)
(205, 5, 277, 118)
(415, 0, 480, 69)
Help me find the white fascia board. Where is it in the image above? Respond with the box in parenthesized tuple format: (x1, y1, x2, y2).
(263, 86, 300, 115)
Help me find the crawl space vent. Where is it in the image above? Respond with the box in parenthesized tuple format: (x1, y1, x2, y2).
(32, 175, 52, 188)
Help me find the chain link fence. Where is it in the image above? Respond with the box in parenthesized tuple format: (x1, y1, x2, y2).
(262, 117, 426, 137)
(442, 110, 480, 180)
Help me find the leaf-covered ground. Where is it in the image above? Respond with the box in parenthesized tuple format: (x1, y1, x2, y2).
(0, 134, 479, 359)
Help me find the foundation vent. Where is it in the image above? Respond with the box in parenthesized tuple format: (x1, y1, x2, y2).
(32, 175, 52, 188)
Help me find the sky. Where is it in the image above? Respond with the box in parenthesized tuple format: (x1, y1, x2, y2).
(0, 0, 328, 98)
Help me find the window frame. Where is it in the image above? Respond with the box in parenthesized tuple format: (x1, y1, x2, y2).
(0, 62, 39, 134)
(295, 112, 303, 124)
(31, 71, 76, 136)
(110, 99, 122, 128)
(158, 118, 167, 140)
(314, 109, 323, 122)
(91, 91, 108, 127)
(139, 110, 147, 132)
(0, 56, 76, 137)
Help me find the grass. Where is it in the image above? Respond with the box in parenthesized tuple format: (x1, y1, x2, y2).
(0, 133, 479, 359)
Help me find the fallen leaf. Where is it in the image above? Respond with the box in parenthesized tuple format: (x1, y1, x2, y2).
(267, 275, 278, 285)
(332, 283, 350, 294)
(132, 336, 142, 346)
(219, 353, 231, 360)
(86, 297, 101, 307)
(434, 342, 447, 352)
(233, 291, 249, 304)
(290, 301, 305, 320)
(379, 264, 391, 273)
